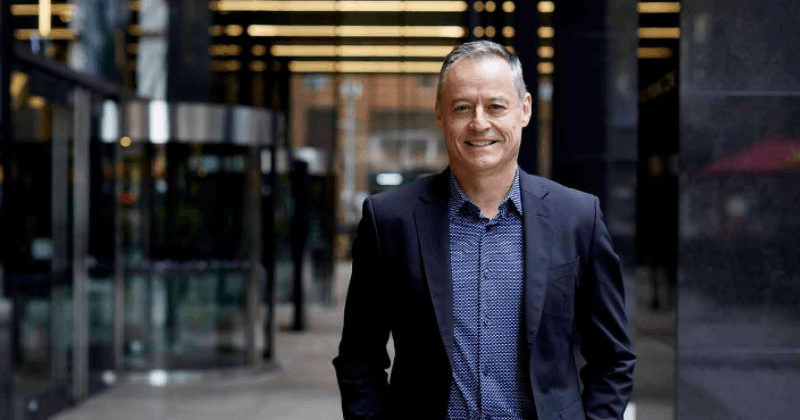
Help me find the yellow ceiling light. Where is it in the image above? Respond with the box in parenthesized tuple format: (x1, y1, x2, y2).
(10, 3, 73, 15)
(38, 0, 52, 38)
(210, 60, 242, 72)
(209, 44, 242, 56)
(209, 25, 224, 36)
(28, 96, 47, 109)
(210, 1, 468, 13)
(637, 47, 673, 59)
(251, 45, 268, 56)
(537, 62, 554, 74)
(272, 45, 337, 56)
(505, 45, 515, 53)
(502, 1, 515, 13)
(474, 1, 485, 12)
(638, 27, 681, 38)
(485, 26, 496, 38)
(270, 45, 454, 58)
(485, 1, 496, 12)
(502, 26, 515, 38)
(538, 1, 555, 13)
(250, 61, 267, 72)
(127, 43, 138, 54)
(120, 136, 133, 148)
(130, 1, 140, 11)
(288, 60, 442, 73)
(225, 25, 244, 36)
(637, 2, 681, 13)
(10, 72, 29, 99)
(473, 26, 485, 38)
(537, 46, 554, 58)
(537, 27, 554, 38)
(247, 25, 465, 38)
(14, 28, 75, 40)
(127, 25, 141, 36)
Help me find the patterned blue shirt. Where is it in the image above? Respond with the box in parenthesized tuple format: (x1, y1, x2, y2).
(447, 168, 535, 420)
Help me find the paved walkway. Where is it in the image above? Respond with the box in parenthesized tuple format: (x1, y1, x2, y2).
(53, 264, 352, 420)
(53, 261, 675, 420)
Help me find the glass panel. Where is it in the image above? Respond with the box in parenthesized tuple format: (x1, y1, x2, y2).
(6, 84, 74, 418)
(121, 142, 253, 369)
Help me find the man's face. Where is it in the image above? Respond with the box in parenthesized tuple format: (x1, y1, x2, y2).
(436, 57, 532, 178)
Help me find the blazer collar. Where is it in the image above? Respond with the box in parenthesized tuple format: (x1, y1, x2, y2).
(519, 170, 553, 343)
(415, 169, 453, 366)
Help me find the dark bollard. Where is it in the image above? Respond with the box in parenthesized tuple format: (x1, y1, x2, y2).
(0, 298, 14, 420)
(291, 160, 310, 331)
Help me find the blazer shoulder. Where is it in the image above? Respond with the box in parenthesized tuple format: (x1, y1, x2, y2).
(366, 172, 440, 217)
(521, 171, 597, 217)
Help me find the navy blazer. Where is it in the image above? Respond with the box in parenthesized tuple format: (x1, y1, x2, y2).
(333, 168, 635, 420)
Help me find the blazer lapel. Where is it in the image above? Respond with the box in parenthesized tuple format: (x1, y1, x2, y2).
(520, 171, 553, 343)
(414, 171, 454, 368)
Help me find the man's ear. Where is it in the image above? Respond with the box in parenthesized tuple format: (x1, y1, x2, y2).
(521, 93, 532, 127)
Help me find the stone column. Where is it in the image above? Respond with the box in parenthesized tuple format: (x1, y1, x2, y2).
(678, 1, 800, 419)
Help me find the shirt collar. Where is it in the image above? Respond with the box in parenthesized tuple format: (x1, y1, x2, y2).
(448, 167, 523, 219)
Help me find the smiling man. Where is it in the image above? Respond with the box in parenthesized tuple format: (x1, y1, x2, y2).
(334, 41, 635, 420)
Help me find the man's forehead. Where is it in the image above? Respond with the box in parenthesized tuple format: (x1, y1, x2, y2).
(450, 55, 511, 75)
(440, 57, 516, 101)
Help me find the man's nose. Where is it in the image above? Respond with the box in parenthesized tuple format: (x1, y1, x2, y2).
(469, 108, 491, 132)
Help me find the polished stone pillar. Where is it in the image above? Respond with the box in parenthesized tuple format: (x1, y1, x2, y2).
(165, 0, 212, 102)
(678, 2, 800, 419)
(551, 0, 638, 269)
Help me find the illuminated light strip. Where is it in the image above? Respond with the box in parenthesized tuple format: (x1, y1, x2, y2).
(288, 61, 443, 73)
(638, 27, 680, 38)
(637, 2, 681, 13)
(537, 46, 554, 58)
(210, 44, 243, 56)
(637, 47, 673, 59)
(14, 28, 75, 40)
(271, 45, 455, 57)
(537, 1, 554, 13)
(39, 0, 52, 38)
(10, 4, 73, 15)
(247, 25, 466, 38)
(210, 1, 468, 12)
(537, 27, 554, 38)
(537, 62, 554, 74)
(10, 72, 29, 99)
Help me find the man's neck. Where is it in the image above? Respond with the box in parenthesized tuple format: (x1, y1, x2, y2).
(451, 164, 516, 220)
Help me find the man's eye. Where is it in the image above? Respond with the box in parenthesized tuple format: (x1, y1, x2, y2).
(490, 104, 505, 110)
(455, 105, 470, 112)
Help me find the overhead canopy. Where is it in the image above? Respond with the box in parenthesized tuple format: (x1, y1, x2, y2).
(698, 137, 800, 177)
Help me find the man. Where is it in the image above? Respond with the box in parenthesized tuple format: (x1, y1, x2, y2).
(334, 41, 635, 420)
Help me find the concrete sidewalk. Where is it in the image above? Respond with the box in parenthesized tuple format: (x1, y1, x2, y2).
(53, 264, 352, 420)
(53, 261, 674, 420)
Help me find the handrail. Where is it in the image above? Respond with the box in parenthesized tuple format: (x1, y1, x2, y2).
(13, 45, 136, 100)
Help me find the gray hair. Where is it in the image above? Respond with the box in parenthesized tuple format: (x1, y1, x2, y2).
(436, 40, 528, 105)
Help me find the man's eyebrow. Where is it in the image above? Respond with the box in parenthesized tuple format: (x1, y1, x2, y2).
(489, 96, 509, 103)
(450, 96, 472, 103)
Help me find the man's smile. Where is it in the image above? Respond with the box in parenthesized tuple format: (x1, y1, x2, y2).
(465, 140, 499, 147)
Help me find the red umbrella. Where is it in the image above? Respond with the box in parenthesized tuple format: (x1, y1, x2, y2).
(699, 136, 800, 177)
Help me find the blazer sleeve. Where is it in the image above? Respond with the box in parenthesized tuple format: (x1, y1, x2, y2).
(333, 197, 392, 420)
(576, 197, 636, 420)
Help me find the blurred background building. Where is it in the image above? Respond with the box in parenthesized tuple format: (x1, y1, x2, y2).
(1, 1, 798, 419)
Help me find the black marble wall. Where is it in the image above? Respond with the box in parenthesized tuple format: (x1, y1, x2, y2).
(166, 0, 212, 102)
(551, 0, 638, 270)
(678, 2, 800, 419)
